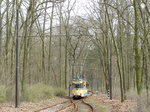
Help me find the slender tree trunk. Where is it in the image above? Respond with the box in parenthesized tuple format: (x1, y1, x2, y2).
(21, 0, 33, 97)
(64, 31, 68, 89)
(5, 0, 10, 85)
(48, 1, 54, 84)
(109, 37, 112, 100)
(0, 0, 2, 78)
(117, 11, 126, 99)
(5, 0, 9, 63)
(42, 0, 48, 83)
(21, 14, 29, 98)
(64, 0, 73, 89)
(59, 2, 62, 87)
(133, 0, 142, 95)
(10, 1, 15, 85)
(104, 0, 124, 102)
(27, 0, 36, 85)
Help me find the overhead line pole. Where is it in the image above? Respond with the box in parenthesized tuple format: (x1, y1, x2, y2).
(109, 40, 112, 100)
(15, 0, 19, 108)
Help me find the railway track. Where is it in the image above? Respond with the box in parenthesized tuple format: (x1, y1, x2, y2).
(81, 99, 94, 112)
(35, 93, 95, 112)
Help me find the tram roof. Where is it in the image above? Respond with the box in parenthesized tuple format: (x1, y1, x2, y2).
(72, 78, 87, 84)
(73, 78, 87, 81)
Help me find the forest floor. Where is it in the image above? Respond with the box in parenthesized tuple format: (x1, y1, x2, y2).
(87, 93, 137, 112)
(0, 93, 137, 112)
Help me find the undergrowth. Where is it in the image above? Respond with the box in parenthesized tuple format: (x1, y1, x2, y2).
(0, 83, 67, 102)
(87, 98, 111, 112)
(0, 85, 6, 102)
(54, 87, 66, 97)
(26, 83, 54, 102)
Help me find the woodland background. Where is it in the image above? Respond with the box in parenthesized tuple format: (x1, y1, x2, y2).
(0, 0, 149, 111)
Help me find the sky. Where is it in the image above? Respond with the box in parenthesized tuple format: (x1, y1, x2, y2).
(62, 0, 90, 17)
(75, 0, 88, 15)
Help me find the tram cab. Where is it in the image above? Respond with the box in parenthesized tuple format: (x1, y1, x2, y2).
(71, 78, 88, 98)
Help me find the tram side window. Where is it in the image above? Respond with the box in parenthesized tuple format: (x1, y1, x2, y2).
(86, 83, 89, 88)
(73, 84, 83, 88)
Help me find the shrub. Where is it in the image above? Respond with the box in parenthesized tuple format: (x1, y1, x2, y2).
(54, 88, 66, 97)
(27, 83, 54, 102)
(87, 98, 111, 112)
(0, 84, 67, 103)
(0, 85, 6, 102)
(5, 86, 15, 102)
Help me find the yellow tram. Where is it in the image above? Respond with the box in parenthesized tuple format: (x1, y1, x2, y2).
(71, 78, 88, 98)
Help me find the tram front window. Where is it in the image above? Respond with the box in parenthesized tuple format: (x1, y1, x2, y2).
(73, 84, 83, 88)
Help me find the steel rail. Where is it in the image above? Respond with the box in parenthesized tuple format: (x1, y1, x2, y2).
(34, 100, 70, 112)
(54, 99, 79, 112)
(35, 92, 95, 112)
(82, 99, 95, 112)
(71, 100, 78, 112)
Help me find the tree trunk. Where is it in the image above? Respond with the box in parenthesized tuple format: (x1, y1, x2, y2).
(48, 1, 54, 84)
(104, 0, 124, 102)
(59, 2, 62, 87)
(133, 0, 142, 95)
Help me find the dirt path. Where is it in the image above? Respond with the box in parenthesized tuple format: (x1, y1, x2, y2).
(87, 93, 137, 112)
(0, 97, 68, 112)
(0, 94, 137, 112)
